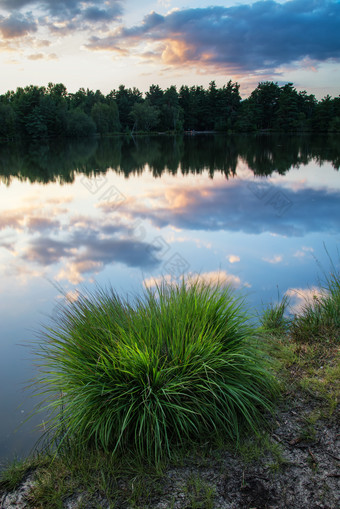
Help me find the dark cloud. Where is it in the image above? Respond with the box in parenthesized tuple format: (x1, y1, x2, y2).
(21, 221, 161, 283)
(108, 180, 340, 238)
(0, 0, 32, 8)
(24, 237, 70, 265)
(0, 13, 37, 38)
(0, 209, 60, 232)
(82, 5, 122, 22)
(0, 0, 122, 25)
(74, 237, 159, 269)
(26, 216, 60, 230)
(87, 0, 340, 71)
(68, 227, 161, 269)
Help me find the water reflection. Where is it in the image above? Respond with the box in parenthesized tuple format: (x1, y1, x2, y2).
(103, 178, 340, 237)
(0, 134, 339, 463)
(0, 133, 339, 185)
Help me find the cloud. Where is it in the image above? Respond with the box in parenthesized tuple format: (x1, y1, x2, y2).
(143, 274, 173, 288)
(70, 234, 161, 269)
(0, 212, 23, 231)
(0, 0, 121, 15)
(101, 179, 340, 238)
(262, 254, 283, 264)
(0, 0, 123, 24)
(82, 5, 122, 22)
(0, 207, 60, 232)
(27, 52, 44, 60)
(1, 199, 163, 284)
(187, 270, 244, 289)
(0, 13, 37, 39)
(293, 246, 314, 258)
(143, 270, 246, 290)
(228, 255, 240, 264)
(86, 0, 340, 73)
(84, 34, 129, 54)
(0, 234, 17, 253)
(21, 224, 162, 283)
(56, 260, 103, 284)
(7, 264, 45, 284)
(25, 216, 60, 231)
(35, 38, 51, 47)
(0, 0, 122, 42)
(285, 286, 328, 314)
(51, 235, 161, 284)
(65, 289, 80, 302)
(26, 52, 58, 60)
(23, 237, 70, 264)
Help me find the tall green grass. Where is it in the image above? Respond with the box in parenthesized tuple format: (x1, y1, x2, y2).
(290, 269, 340, 343)
(259, 294, 291, 336)
(33, 280, 278, 463)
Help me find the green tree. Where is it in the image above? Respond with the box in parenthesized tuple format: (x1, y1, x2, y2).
(160, 86, 183, 131)
(275, 83, 301, 131)
(130, 101, 160, 132)
(298, 91, 317, 131)
(329, 95, 340, 132)
(69, 88, 102, 115)
(215, 80, 241, 131)
(235, 99, 257, 132)
(248, 81, 281, 130)
(313, 95, 334, 132)
(91, 102, 120, 134)
(0, 103, 16, 139)
(207, 80, 218, 129)
(47, 82, 68, 99)
(26, 106, 48, 138)
(112, 85, 143, 131)
(66, 108, 96, 137)
(145, 84, 164, 108)
(39, 94, 68, 137)
(12, 85, 46, 137)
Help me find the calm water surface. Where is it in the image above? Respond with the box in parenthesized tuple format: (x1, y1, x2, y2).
(1, 134, 339, 464)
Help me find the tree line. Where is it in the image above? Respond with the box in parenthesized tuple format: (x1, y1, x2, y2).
(0, 81, 339, 139)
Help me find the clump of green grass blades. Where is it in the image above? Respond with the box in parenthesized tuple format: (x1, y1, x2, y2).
(290, 269, 340, 343)
(34, 280, 278, 463)
(260, 295, 291, 336)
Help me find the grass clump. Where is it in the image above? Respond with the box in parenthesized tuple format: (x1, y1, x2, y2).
(0, 456, 40, 492)
(260, 294, 291, 336)
(183, 474, 215, 509)
(33, 280, 278, 464)
(290, 269, 340, 344)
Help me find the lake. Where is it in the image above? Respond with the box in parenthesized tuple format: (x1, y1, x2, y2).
(0, 133, 339, 465)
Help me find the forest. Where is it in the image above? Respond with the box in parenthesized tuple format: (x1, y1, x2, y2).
(0, 80, 339, 139)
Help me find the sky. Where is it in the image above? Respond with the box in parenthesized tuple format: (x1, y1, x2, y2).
(0, 0, 340, 98)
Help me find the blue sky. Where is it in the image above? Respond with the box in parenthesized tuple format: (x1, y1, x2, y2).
(0, 0, 340, 97)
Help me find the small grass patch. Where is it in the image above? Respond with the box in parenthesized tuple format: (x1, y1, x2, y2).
(183, 474, 215, 509)
(237, 433, 284, 466)
(290, 268, 340, 344)
(259, 294, 291, 336)
(32, 279, 278, 464)
(22, 448, 165, 508)
(259, 266, 339, 421)
(0, 456, 40, 492)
